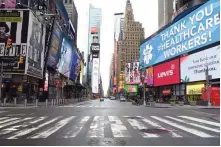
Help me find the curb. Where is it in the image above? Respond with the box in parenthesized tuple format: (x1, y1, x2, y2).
(209, 114, 220, 122)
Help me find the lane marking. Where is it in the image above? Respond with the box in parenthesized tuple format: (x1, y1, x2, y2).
(7, 116, 61, 139)
(87, 116, 104, 137)
(127, 117, 158, 138)
(151, 116, 214, 138)
(166, 116, 220, 133)
(108, 116, 131, 137)
(0, 117, 47, 135)
(179, 116, 220, 127)
(64, 116, 90, 138)
(0, 117, 9, 121)
(137, 116, 182, 138)
(0, 118, 19, 125)
(0, 117, 33, 129)
(29, 116, 75, 139)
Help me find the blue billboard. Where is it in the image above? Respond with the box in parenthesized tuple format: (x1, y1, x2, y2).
(70, 51, 81, 82)
(140, 0, 220, 68)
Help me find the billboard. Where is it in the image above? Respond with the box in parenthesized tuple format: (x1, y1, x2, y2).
(0, 10, 29, 74)
(47, 22, 63, 68)
(69, 51, 80, 82)
(154, 59, 180, 86)
(5, 0, 16, 8)
(26, 11, 46, 79)
(80, 61, 84, 84)
(145, 67, 153, 85)
(125, 62, 140, 84)
(181, 45, 220, 82)
(92, 58, 99, 93)
(140, 0, 220, 68)
(57, 37, 73, 78)
(125, 85, 138, 93)
(186, 83, 204, 95)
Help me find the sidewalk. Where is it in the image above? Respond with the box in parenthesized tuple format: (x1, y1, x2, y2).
(0, 98, 90, 108)
(146, 102, 220, 109)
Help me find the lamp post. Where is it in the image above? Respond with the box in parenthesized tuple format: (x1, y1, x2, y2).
(205, 64, 212, 107)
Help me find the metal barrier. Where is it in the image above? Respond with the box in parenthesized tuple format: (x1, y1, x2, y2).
(14, 98, 17, 106)
(3, 98, 6, 106)
(24, 99, 27, 107)
(46, 99, 48, 107)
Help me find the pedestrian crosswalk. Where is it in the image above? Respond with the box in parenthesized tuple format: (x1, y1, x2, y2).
(0, 115, 219, 139)
(59, 105, 112, 108)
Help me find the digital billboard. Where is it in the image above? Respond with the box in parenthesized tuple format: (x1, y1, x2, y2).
(181, 45, 220, 82)
(70, 51, 80, 82)
(140, 0, 220, 68)
(92, 58, 99, 93)
(154, 59, 180, 86)
(57, 37, 73, 78)
(125, 62, 140, 84)
(145, 67, 153, 85)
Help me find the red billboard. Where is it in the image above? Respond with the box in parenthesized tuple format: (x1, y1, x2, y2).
(154, 59, 180, 86)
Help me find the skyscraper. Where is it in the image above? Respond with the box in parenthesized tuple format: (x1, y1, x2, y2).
(118, 0, 145, 75)
(87, 4, 102, 95)
(158, 0, 174, 28)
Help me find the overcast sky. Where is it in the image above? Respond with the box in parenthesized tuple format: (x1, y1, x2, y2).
(74, 0, 159, 95)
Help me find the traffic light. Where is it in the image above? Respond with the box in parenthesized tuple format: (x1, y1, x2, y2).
(19, 56, 24, 64)
(6, 39, 12, 49)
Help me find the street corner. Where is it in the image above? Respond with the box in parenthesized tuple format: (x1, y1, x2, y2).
(210, 114, 220, 122)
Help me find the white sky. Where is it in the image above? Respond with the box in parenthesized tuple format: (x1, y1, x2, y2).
(74, 0, 159, 95)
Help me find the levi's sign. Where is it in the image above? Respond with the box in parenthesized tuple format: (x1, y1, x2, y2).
(154, 59, 180, 86)
(140, 0, 220, 68)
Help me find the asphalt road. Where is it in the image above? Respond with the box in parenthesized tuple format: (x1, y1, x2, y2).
(0, 98, 220, 146)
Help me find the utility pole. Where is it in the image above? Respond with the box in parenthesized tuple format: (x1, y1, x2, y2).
(205, 65, 212, 106)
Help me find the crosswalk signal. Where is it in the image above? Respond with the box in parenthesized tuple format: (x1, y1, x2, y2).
(6, 39, 12, 49)
(19, 56, 24, 64)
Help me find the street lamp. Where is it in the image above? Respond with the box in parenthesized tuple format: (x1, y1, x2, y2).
(205, 64, 212, 107)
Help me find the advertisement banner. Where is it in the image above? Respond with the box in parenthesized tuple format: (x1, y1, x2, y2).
(47, 22, 63, 68)
(80, 61, 83, 84)
(125, 85, 138, 93)
(5, 0, 16, 8)
(92, 58, 99, 93)
(57, 37, 73, 78)
(26, 11, 45, 79)
(154, 59, 180, 86)
(125, 63, 130, 84)
(145, 67, 153, 85)
(125, 62, 140, 84)
(140, 0, 220, 68)
(0, 10, 29, 74)
(181, 45, 220, 82)
(70, 51, 81, 82)
(186, 83, 204, 95)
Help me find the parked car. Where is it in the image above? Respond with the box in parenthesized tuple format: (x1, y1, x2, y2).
(120, 96, 126, 102)
(100, 98, 104, 101)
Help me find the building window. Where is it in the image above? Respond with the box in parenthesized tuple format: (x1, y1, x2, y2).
(64, 0, 67, 3)
(69, 0, 72, 3)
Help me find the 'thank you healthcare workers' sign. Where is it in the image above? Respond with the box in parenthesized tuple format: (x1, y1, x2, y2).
(140, 0, 220, 68)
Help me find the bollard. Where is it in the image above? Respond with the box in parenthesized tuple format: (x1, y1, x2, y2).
(51, 99, 54, 106)
(59, 99, 61, 105)
(57, 99, 59, 105)
(3, 98, 6, 106)
(62, 99, 64, 105)
(36, 99, 38, 107)
(14, 98, 17, 106)
(24, 99, 27, 107)
(46, 99, 48, 107)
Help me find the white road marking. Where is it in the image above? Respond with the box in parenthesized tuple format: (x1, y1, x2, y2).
(95, 106, 98, 108)
(151, 116, 214, 138)
(0, 111, 6, 114)
(0, 117, 9, 121)
(7, 116, 61, 139)
(137, 116, 182, 138)
(0, 118, 19, 125)
(64, 116, 90, 138)
(127, 118, 159, 138)
(29, 116, 75, 139)
(108, 116, 131, 137)
(166, 116, 220, 133)
(179, 116, 220, 127)
(77, 106, 80, 107)
(0, 117, 46, 135)
(0, 117, 33, 129)
(87, 116, 104, 137)
(89, 106, 93, 107)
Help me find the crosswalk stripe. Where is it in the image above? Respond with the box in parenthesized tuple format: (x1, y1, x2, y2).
(108, 116, 131, 137)
(0, 117, 9, 121)
(151, 116, 214, 138)
(7, 117, 62, 139)
(137, 116, 182, 138)
(0, 118, 19, 125)
(0, 117, 33, 129)
(29, 116, 75, 139)
(166, 116, 220, 133)
(127, 118, 159, 138)
(87, 116, 104, 137)
(179, 116, 220, 127)
(64, 116, 90, 138)
(0, 117, 46, 135)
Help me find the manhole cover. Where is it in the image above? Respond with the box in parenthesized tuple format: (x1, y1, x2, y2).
(140, 128, 169, 134)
